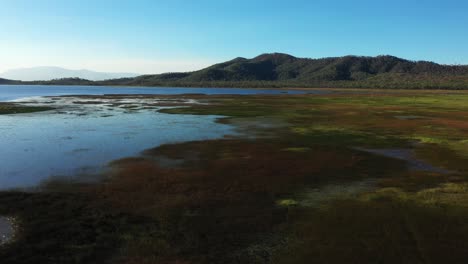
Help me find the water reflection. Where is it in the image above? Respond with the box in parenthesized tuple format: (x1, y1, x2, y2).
(0, 96, 234, 190)
(0, 85, 328, 101)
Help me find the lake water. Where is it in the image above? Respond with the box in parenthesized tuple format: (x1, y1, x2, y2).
(0, 85, 327, 190)
(0, 85, 324, 101)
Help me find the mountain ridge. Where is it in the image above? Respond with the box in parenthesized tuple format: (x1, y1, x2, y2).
(98, 53, 468, 89)
(2, 53, 468, 89)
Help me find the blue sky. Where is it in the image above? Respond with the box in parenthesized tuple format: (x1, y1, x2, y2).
(1, 0, 467, 74)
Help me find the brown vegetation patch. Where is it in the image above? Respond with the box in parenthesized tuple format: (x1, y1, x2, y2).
(274, 198, 468, 264)
(431, 118, 468, 131)
(96, 139, 404, 263)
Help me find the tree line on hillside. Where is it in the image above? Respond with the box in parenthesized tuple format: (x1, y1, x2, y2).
(2, 53, 468, 89)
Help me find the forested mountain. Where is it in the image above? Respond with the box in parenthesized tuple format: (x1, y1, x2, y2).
(0, 78, 19, 85)
(98, 53, 468, 89)
(3, 53, 468, 89)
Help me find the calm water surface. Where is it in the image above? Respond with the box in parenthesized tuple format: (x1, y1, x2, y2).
(0, 85, 325, 101)
(0, 85, 327, 190)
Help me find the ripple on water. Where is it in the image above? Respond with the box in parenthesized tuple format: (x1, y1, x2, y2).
(0, 217, 15, 245)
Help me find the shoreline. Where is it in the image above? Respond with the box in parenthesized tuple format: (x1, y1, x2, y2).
(2, 83, 468, 91)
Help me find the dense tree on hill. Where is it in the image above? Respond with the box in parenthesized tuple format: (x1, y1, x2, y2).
(0, 78, 20, 84)
(3, 53, 468, 89)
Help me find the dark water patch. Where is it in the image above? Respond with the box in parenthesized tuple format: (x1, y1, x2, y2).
(72, 100, 107, 105)
(355, 147, 451, 174)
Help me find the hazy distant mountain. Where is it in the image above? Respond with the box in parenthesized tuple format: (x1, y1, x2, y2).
(0, 66, 139, 81)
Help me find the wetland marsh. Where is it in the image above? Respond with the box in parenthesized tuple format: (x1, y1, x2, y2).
(1, 87, 468, 263)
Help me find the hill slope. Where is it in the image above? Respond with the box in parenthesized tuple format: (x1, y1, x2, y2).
(98, 53, 468, 89)
(0, 78, 20, 85)
(4, 54, 468, 89)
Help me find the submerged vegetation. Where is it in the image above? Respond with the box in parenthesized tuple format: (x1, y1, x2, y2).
(0, 103, 53, 114)
(2, 90, 468, 263)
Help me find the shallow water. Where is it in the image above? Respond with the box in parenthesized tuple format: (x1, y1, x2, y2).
(0, 85, 327, 101)
(355, 148, 451, 174)
(0, 86, 327, 189)
(0, 96, 234, 190)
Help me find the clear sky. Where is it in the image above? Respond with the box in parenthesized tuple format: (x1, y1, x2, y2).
(1, 0, 467, 74)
